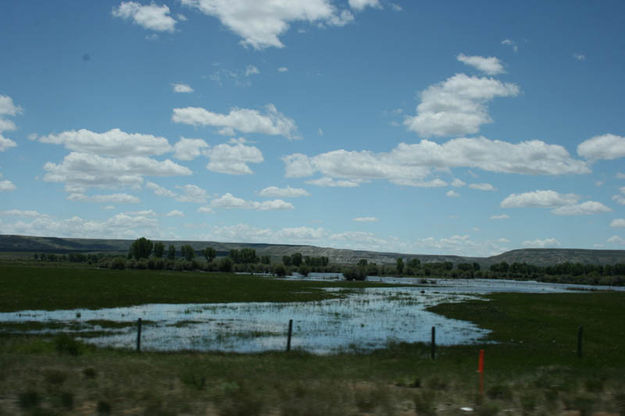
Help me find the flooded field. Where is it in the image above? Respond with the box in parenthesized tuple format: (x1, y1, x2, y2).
(1, 277, 620, 354)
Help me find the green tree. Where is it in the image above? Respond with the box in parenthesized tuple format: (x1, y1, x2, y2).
(130, 237, 153, 259)
(153, 242, 165, 258)
(219, 257, 233, 272)
(291, 253, 303, 267)
(282, 255, 292, 266)
(181, 245, 195, 261)
(357, 259, 368, 267)
(167, 245, 176, 260)
(203, 247, 216, 262)
(396, 257, 404, 274)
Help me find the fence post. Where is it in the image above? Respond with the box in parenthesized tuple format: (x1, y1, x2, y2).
(577, 325, 583, 358)
(286, 319, 293, 352)
(431, 326, 436, 360)
(136, 318, 142, 352)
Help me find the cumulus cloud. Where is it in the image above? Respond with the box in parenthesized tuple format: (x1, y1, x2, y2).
(166, 209, 184, 217)
(0, 135, 16, 152)
(68, 193, 140, 204)
(43, 152, 191, 192)
(209, 193, 294, 211)
(244, 65, 260, 76)
(451, 178, 466, 187)
(112, 1, 177, 32)
(348, 0, 381, 11)
(610, 219, 625, 228)
(469, 183, 495, 191)
(501, 190, 610, 216)
(612, 187, 625, 205)
(172, 83, 194, 93)
(501, 39, 518, 52)
(577, 134, 625, 161)
(522, 238, 561, 248)
(306, 177, 361, 187)
(500, 190, 579, 208)
(258, 186, 309, 198)
(283, 137, 588, 188)
(573, 53, 586, 61)
(39, 128, 172, 156)
(446, 190, 460, 198)
(204, 140, 263, 175)
(551, 201, 611, 216)
(277, 67, 288, 72)
(180, 0, 354, 49)
(172, 104, 298, 139)
(173, 137, 208, 160)
(146, 182, 208, 203)
(0, 173, 16, 191)
(490, 214, 509, 220)
(404, 73, 519, 137)
(608, 236, 625, 245)
(0, 210, 159, 239)
(353, 216, 378, 222)
(0, 95, 21, 152)
(457, 54, 505, 75)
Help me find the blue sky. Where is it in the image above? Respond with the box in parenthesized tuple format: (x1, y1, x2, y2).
(1, 0, 625, 256)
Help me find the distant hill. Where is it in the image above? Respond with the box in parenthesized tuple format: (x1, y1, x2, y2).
(1, 234, 625, 267)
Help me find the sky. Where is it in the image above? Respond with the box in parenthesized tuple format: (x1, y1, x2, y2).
(1, 0, 625, 257)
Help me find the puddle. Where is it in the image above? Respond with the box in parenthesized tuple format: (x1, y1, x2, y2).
(0, 278, 620, 354)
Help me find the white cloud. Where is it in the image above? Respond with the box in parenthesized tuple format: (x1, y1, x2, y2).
(146, 182, 208, 203)
(173, 137, 209, 160)
(577, 134, 625, 161)
(175, 184, 208, 203)
(0, 211, 160, 239)
(205, 141, 263, 175)
(277, 67, 288, 72)
(0, 95, 22, 116)
(608, 235, 625, 245)
(501, 190, 579, 208)
(390, 3, 402, 11)
(146, 181, 177, 198)
(457, 54, 505, 75)
(348, 0, 381, 11)
(573, 53, 586, 61)
(404, 73, 519, 137)
(353, 216, 378, 222)
(258, 186, 309, 198)
(112, 1, 177, 32)
(39, 128, 172, 156)
(490, 214, 509, 220)
(610, 219, 625, 228)
(166, 209, 185, 217)
(446, 190, 460, 198)
(306, 177, 361, 188)
(172, 104, 298, 139)
(172, 83, 194, 93)
(0, 175, 16, 191)
(469, 183, 495, 191)
(451, 178, 466, 187)
(210, 193, 294, 211)
(0, 209, 43, 217)
(43, 152, 191, 191)
(0, 118, 16, 133)
(551, 201, 611, 216)
(612, 194, 625, 205)
(68, 193, 140, 204)
(244, 65, 260, 76)
(284, 137, 588, 187)
(522, 238, 561, 248)
(501, 190, 610, 216)
(501, 39, 518, 52)
(180, 0, 354, 49)
(0, 135, 17, 152)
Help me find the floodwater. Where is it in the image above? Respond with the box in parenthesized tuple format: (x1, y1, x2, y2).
(0, 277, 620, 354)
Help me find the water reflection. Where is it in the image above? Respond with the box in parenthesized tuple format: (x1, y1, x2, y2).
(0, 277, 619, 354)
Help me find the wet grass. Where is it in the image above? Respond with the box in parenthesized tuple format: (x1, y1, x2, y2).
(0, 262, 394, 312)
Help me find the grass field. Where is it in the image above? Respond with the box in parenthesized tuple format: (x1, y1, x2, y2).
(1, 262, 625, 415)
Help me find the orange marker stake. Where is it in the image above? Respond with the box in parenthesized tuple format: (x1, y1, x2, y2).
(477, 349, 485, 395)
(477, 349, 485, 373)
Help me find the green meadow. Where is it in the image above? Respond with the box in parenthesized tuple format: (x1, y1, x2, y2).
(1, 262, 624, 415)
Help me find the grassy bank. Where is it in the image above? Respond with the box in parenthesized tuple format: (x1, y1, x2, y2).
(0, 262, 391, 312)
(1, 263, 625, 414)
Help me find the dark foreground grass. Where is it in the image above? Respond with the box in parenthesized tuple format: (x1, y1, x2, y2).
(1, 263, 625, 414)
(0, 262, 391, 312)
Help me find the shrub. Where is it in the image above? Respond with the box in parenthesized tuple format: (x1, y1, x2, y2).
(54, 333, 80, 356)
(110, 257, 126, 270)
(18, 390, 41, 409)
